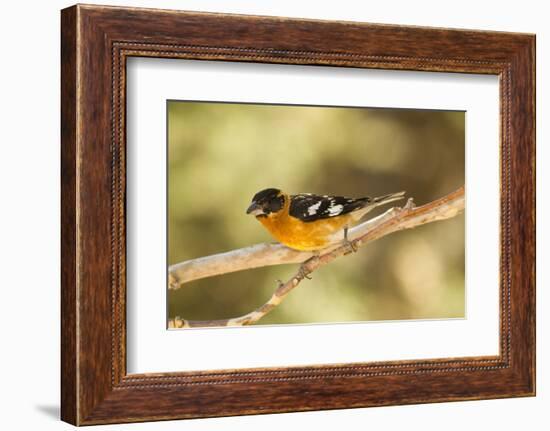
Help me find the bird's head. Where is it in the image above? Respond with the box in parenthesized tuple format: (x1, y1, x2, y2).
(246, 188, 285, 218)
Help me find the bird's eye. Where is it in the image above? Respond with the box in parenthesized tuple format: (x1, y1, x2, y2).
(268, 197, 283, 213)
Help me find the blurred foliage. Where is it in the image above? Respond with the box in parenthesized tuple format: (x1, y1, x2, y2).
(167, 101, 465, 325)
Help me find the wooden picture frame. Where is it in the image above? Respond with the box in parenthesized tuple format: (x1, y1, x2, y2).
(61, 4, 535, 425)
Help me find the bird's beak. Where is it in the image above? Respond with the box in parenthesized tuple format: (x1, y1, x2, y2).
(246, 202, 263, 216)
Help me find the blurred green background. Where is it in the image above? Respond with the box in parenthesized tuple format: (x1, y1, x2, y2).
(167, 101, 465, 326)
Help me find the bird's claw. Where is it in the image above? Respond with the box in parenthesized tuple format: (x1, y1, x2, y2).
(342, 239, 358, 254)
(298, 266, 313, 279)
(342, 226, 358, 254)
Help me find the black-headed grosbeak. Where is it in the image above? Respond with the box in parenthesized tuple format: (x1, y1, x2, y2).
(246, 188, 405, 251)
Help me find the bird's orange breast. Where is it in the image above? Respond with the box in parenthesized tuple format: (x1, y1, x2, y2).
(256, 209, 352, 251)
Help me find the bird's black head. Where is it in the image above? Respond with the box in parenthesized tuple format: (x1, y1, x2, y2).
(246, 188, 285, 217)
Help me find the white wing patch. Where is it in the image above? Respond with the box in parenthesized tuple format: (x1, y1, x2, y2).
(289, 193, 370, 222)
(328, 204, 344, 216)
(307, 201, 322, 215)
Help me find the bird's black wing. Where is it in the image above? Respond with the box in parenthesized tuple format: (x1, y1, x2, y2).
(289, 194, 371, 222)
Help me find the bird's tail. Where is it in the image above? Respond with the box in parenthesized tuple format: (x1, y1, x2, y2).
(371, 191, 406, 207)
(350, 191, 405, 222)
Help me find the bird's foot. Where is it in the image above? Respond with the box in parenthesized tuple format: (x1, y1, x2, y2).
(342, 226, 358, 254)
(297, 253, 320, 280)
(342, 239, 358, 254)
(298, 266, 313, 280)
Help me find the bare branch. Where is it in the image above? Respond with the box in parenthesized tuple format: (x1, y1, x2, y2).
(169, 186, 465, 328)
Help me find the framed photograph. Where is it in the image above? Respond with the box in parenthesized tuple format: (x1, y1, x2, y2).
(61, 4, 535, 425)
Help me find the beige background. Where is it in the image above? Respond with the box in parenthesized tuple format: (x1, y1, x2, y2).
(168, 101, 465, 325)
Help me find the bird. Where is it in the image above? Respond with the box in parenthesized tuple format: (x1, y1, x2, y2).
(246, 188, 405, 252)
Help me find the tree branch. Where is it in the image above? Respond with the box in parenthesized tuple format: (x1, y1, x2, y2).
(168, 207, 404, 289)
(169, 186, 464, 328)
